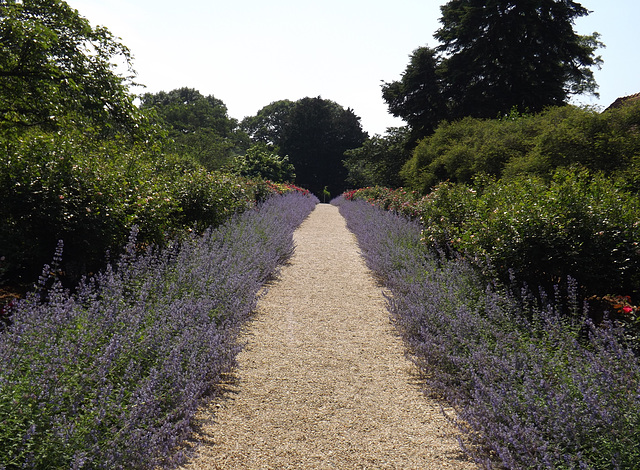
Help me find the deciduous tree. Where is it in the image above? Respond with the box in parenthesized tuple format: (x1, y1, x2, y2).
(343, 127, 411, 188)
(241, 99, 294, 146)
(140, 88, 248, 170)
(0, 0, 140, 134)
(228, 143, 295, 182)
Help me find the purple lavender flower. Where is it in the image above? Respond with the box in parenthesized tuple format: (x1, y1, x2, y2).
(0, 192, 317, 469)
(336, 196, 640, 469)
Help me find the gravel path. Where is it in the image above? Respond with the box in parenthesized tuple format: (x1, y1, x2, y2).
(179, 203, 476, 469)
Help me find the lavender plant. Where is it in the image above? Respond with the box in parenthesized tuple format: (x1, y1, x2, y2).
(0, 192, 317, 469)
(335, 196, 640, 469)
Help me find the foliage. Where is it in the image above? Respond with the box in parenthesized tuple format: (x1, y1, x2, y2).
(0, 128, 286, 289)
(436, 0, 603, 119)
(341, 168, 640, 313)
(0, 192, 318, 469)
(261, 180, 311, 197)
(506, 102, 640, 181)
(343, 127, 411, 188)
(242, 97, 367, 197)
(343, 186, 423, 219)
(170, 168, 257, 231)
(241, 99, 295, 146)
(424, 171, 640, 303)
(139, 88, 249, 171)
(382, 1, 603, 142)
(381, 48, 446, 145)
(337, 197, 640, 469)
(0, 0, 142, 135)
(228, 143, 295, 182)
(402, 103, 640, 192)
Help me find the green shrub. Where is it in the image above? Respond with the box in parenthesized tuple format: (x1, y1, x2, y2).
(172, 169, 255, 231)
(227, 143, 296, 183)
(403, 103, 640, 192)
(0, 129, 270, 289)
(418, 169, 640, 303)
(506, 104, 640, 177)
(0, 131, 136, 284)
(403, 113, 540, 191)
(343, 127, 411, 188)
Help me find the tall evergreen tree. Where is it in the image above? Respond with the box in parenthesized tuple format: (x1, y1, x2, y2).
(382, 0, 603, 142)
(436, 0, 603, 119)
(381, 47, 446, 146)
(281, 97, 367, 197)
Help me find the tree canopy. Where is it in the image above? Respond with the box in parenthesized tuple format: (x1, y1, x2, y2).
(243, 97, 367, 196)
(0, 0, 141, 134)
(228, 143, 296, 183)
(241, 99, 295, 146)
(381, 47, 446, 145)
(140, 88, 249, 170)
(436, 0, 603, 119)
(343, 127, 411, 189)
(382, 0, 603, 145)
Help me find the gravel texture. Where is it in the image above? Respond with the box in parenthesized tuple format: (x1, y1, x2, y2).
(178, 203, 477, 469)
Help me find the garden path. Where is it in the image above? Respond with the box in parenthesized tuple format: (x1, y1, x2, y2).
(178, 203, 476, 469)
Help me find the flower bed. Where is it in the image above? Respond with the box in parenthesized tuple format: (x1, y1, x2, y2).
(335, 197, 640, 469)
(342, 170, 640, 333)
(0, 130, 308, 293)
(0, 192, 317, 469)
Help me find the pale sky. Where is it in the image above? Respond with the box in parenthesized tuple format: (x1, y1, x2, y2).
(67, 0, 639, 136)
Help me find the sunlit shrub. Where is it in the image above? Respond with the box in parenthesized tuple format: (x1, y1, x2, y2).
(418, 169, 640, 304)
(343, 186, 422, 218)
(0, 129, 291, 288)
(402, 102, 640, 192)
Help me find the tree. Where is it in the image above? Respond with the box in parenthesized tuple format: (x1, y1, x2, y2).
(281, 97, 367, 197)
(0, 0, 141, 134)
(436, 0, 603, 119)
(343, 127, 411, 188)
(241, 99, 294, 145)
(140, 88, 248, 170)
(381, 47, 446, 146)
(244, 97, 367, 196)
(382, 1, 603, 141)
(228, 143, 295, 182)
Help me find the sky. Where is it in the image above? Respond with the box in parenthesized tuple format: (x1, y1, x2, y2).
(66, 0, 640, 136)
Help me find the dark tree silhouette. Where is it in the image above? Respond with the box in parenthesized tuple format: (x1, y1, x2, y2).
(245, 97, 367, 197)
(382, 0, 603, 144)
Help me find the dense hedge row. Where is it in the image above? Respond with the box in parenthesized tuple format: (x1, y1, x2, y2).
(336, 197, 640, 469)
(0, 192, 317, 469)
(344, 170, 640, 338)
(401, 102, 640, 193)
(0, 129, 305, 291)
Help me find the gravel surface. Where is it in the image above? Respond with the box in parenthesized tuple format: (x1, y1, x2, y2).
(178, 203, 477, 469)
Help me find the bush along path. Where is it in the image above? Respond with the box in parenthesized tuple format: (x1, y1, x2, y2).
(336, 197, 640, 469)
(0, 192, 317, 470)
(178, 203, 476, 469)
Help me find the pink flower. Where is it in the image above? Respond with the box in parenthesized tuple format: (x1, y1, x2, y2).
(622, 306, 634, 314)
